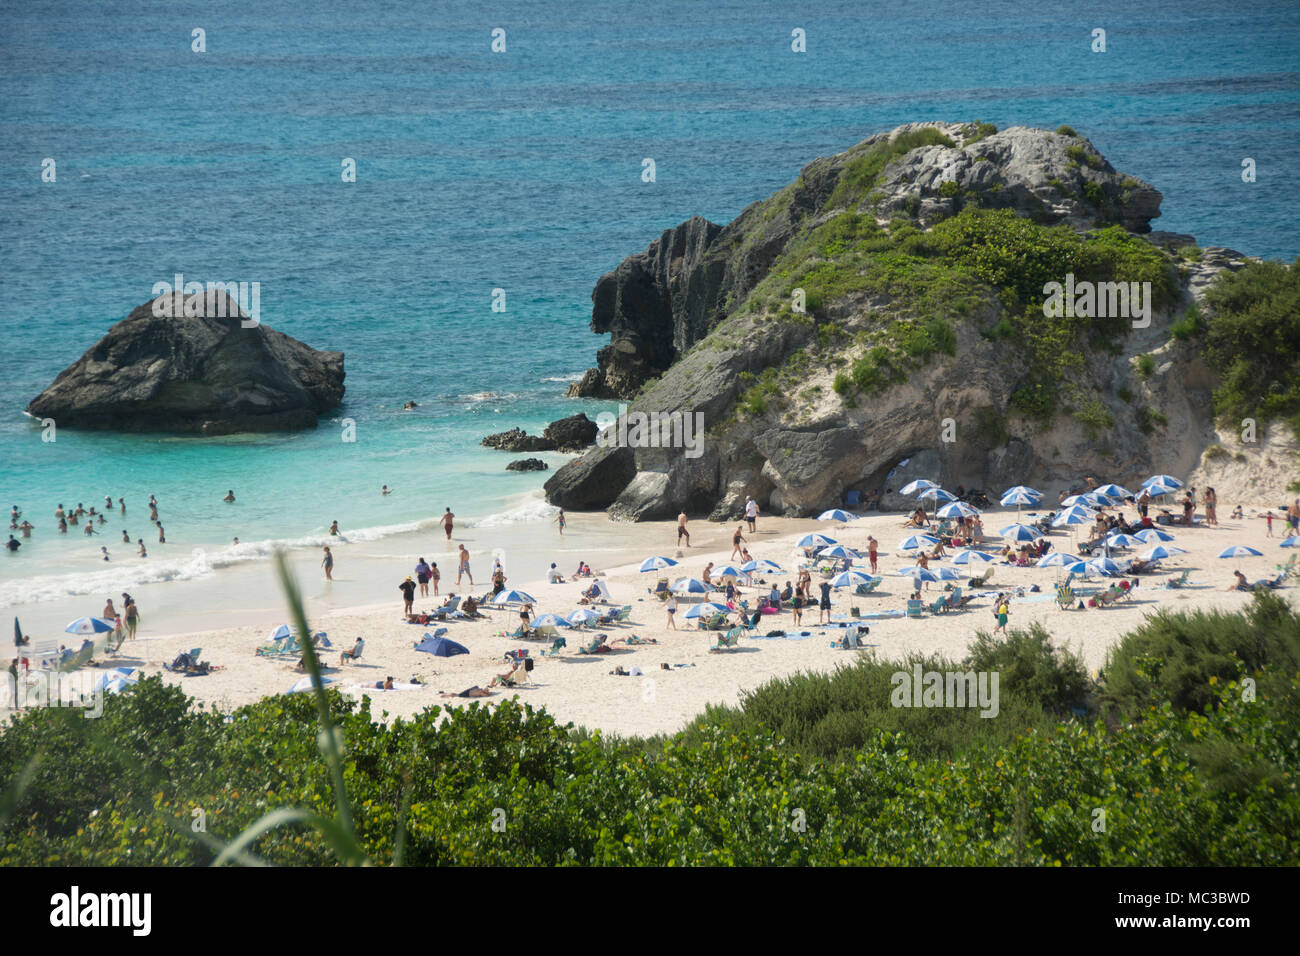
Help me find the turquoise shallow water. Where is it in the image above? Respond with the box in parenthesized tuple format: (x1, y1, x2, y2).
(0, 0, 1297, 607)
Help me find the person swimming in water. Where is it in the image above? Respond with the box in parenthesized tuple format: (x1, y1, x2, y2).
(223, 490, 235, 503)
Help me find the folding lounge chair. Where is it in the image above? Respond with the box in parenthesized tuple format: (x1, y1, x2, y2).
(905, 599, 923, 618)
(928, 596, 948, 614)
(710, 629, 742, 651)
(542, 637, 567, 657)
(1055, 584, 1075, 610)
(844, 490, 861, 509)
(969, 567, 994, 588)
(341, 639, 366, 662)
(1164, 569, 1190, 589)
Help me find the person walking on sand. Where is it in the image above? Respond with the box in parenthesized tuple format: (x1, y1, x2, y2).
(665, 593, 677, 629)
(457, 544, 473, 586)
(415, 557, 431, 598)
(818, 580, 832, 624)
(322, 546, 334, 581)
(994, 594, 1009, 635)
(442, 508, 455, 541)
(1266, 511, 1275, 537)
(124, 598, 140, 640)
(1203, 487, 1217, 526)
(677, 510, 690, 547)
(791, 587, 804, 626)
(555, 509, 566, 535)
(731, 525, 746, 560)
(867, 535, 879, 573)
(399, 576, 417, 616)
(744, 496, 758, 533)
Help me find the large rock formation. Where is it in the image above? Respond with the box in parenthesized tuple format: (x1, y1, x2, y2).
(482, 413, 599, 453)
(549, 121, 1295, 518)
(28, 291, 345, 435)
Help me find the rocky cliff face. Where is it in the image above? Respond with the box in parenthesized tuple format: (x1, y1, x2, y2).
(27, 291, 345, 435)
(548, 121, 1296, 518)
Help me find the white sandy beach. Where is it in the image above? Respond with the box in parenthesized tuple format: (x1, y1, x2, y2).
(15, 500, 1295, 739)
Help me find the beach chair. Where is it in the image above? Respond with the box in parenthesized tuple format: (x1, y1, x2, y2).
(844, 490, 861, 509)
(542, 637, 567, 657)
(854, 578, 880, 596)
(696, 612, 728, 631)
(614, 605, 633, 623)
(577, 636, 611, 654)
(313, 632, 332, 648)
(905, 599, 923, 618)
(56, 642, 96, 673)
(1094, 589, 1119, 608)
(1163, 569, 1190, 589)
(495, 624, 527, 639)
(710, 628, 742, 652)
(928, 595, 948, 614)
(969, 566, 994, 588)
(942, 587, 965, 612)
(1055, 584, 1075, 610)
(256, 636, 299, 657)
(341, 639, 366, 663)
(430, 598, 461, 620)
(595, 607, 619, 625)
(651, 578, 670, 598)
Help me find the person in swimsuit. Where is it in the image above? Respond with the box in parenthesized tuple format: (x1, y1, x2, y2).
(322, 546, 334, 580)
(665, 593, 677, 629)
(731, 526, 746, 560)
(818, 581, 832, 624)
(415, 558, 431, 597)
(399, 576, 416, 615)
(329, 520, 340, 536)
(157, 524, 165, 543)
(137, 539, 147, 557)
(457, 544, 472, 586)
(677, 511, 690, 547)
(555, 509, 566, 535)
(223, 490, 235, 503)
(442, 508, 455, 541)
(429, 561, 440, 596)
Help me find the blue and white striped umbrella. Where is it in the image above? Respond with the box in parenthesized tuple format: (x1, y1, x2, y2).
(1000, 489, 1040, 510)
(1000, 523, 1042, 542)
(639, 555, 678, 572)
(899, 479, 938, 495)
(493, 589, 537, 605)
(897, 567, 939, 583)
(936, 501, 980, 518)
(1086, 557, 1124, 576)
(567, 608, 602, 625)
(830, 570, 875, 588)
(1143, 474, 1184, 490)
(1139, 545, 1183, 562)
(1218, 545, 1262, 559)
(741, 559, 783, 573)
(951, 549, 997, 565)
(899, 534, 939, 551)
(933, 566, 962, 581)
(917, 487, 957, 503)
(713, 565, 749, 580)
(1052, 505, 1096, 527)
(1135, 528, 1176, 543)
(1105, 533, 1143, 550)
(1037, 552, 1081, 568)
(64, 617, 117, 636)
(532, 614, 572, 629)
(671, 577, 711, 595)
(684, 602, 730, 619)
(796, 533, 837, 549)
(819, 544, 860, 560)
(1093, 483, 1132, 499)
(817, 509, 855, 522)
(1001, 485, 1043, 502)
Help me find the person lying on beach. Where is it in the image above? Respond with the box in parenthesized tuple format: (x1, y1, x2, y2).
(441, 686, 493, 698)
(373, 676, 395, 690)
(614, 634, 658, 645)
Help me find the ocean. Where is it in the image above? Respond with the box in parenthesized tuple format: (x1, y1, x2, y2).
(1, 0, 1297, 627)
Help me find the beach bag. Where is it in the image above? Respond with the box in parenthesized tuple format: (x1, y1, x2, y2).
(524, 657, 534, 672)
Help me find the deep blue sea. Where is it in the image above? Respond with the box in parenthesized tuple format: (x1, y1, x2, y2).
(1, 0, 1297, 607)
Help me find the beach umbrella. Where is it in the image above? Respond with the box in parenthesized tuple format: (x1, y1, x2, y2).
(265, 623, 292, 643)
(1037, 552, 1082, 568)
(683, 602, 729, 620)
(897, 567, 939, 583)
(1218, 545, 1262, 559)
(1085, 491, 1120, 507)
(951, 549, 997, 565)
(638, 556, 678, 572)
(288, 675, 334, 694)
(532, 614, 571, 629)
(817, 509, 855, 522)
(1105, 533, 1143, 550)
(1142, 480, 1180, 497)
(899, 479, 938, 495)
(14, 617, 24, 647)
(1001, 485, 1042, 501)
(1279, 536, 1300, 548)
(1135, 528, 1176, 543)
(713, 565, 749, 581)
(64, 617, 117, 636)
(1000, 523, 1042, 542)
(796, 533, 837, 549)
(492, 589, 537, 605)
(741, 559, 783, 573)
(830, 570, 875, 588)
(936, 501, 979, 519)
(567, 608, 602, 625)
(917, 487, 957, 504)
(1143, 475, 1184, 490)
(671, 577, 710, 595)
(414, 634, 469, 657)
(1139, 545, 1183, 562)
(1093, 484, 1132, 499)
(93, 667, 140, 693)
(819, 545, 860, 561)
(1052, 505, 1095, 527)
(899, 534, 939, 551)
(933, 566, 962, 581)
(1086, 557, 1124, 576)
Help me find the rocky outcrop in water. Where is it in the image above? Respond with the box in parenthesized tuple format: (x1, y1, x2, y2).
(483, 413, 598, 454)
(27, 290, 345, 435)
(506, 458, 549, 472)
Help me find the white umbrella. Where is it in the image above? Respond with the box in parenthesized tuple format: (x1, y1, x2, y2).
(1086, 557, 1124, 576)
(1143, 474, 1184, 490)
(1093, 483, 1132, 499)
(819, 545, 860, 560)
(951, 549, 997, 565)
(1105, 533, 1143, 550)
(532, 614, 571, 629)
(1218, 545, 1262, 558)
(817, 509, 855, 522)
(639, 556, 678, 572)
(1037, 552, 1082, 568)
(830, 570, 875, 588)
(493, 589, 537, 605)
(1000, 523, 1042, 542)
(899, 479, 938, 495)
(936, 501, 979, 519)
(1279, 536, 1300, 548)
(796, 533, 837, 549)
(567, 608, 602, 625)
(672, 577, 710, 595)
(1139, 545, 1183, 562)
(741, 559, 783, 573)
(1135, 528, 1176, 543)
(684, 602, 730, 619)
(897, 567, 939, 583)
(288, 675, 334, 694)
(899, 534, 939, 551)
